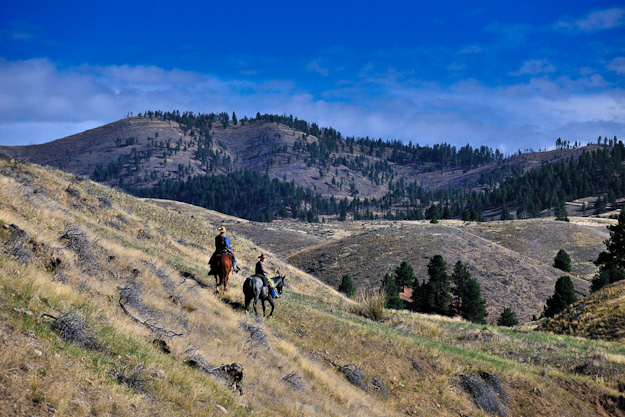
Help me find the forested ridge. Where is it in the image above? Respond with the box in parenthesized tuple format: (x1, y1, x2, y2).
(80, 110, 625, 222)
(129, 141, 624, 223)
(129, 170, 338, 223)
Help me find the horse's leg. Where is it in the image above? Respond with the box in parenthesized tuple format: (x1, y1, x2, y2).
(224, 272, 229, 292)
(268, 297, 275, 317)
(253, 295, 259, 316)
(244, 293, 251, 312)
(261, 299, 266, 317)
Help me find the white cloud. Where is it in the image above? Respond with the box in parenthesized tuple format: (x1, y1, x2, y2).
(556, 8, 625, 31)
(607, 57, 625, 74)
(0, 58, 624, 153)
(306, 58, 330, 76)
(460, 45, 481, 54)
(446, 62, 467, 71)
(510, 59, 556, 76)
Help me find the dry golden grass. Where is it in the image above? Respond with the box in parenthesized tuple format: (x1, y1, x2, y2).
(2, 160, 625, 417)
(538, 279, 625, 342)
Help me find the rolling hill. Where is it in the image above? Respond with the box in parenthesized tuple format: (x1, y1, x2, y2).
(2, 159, 625, 416)
(0, 113, 607, 205)
(145, 198, 611, 322)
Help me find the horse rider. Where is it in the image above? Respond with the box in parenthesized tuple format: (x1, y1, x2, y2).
(255, 253, 278, 298)
(208, 226, 240, 274)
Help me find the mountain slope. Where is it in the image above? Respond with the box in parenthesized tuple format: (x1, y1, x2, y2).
(146, 199, 611, 323)
(0, 114, 605, 202)
(286, 219, 610, 323)
(537, 279, 625, 341)
(2, 159, 625, 416)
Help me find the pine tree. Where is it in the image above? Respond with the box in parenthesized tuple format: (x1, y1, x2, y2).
(451, 261, 487, 324)
(394, 261, 416, 292)
(382, 273, 403, 309)
(338, 274, 355, 297)
(500, 206, 512, 221)
(591, 267, 625, 292)
(592, 209, 625, 291)
(555, 201, 569, 222)
(420, 255, 452, 316)
(553, 249, 572, 272)
(595, 209, 625, 270)
(442, 205, 453, 219)
(497, 307, 518, 327)
(544, 276, 577, 317)
(425, 204, 440, 220)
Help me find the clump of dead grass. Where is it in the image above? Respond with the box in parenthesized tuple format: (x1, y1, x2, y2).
(349, 288, 385, 321)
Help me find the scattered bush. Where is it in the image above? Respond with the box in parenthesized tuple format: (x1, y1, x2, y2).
(109, 363, 153, 393)
(338, 274, 356, 297)
(459, 373, 508, 416)
(497, 307, 518, 327)
(544, 276, 577, 318)
(553, 249, 572, 272)
(51, 312, 101, 351)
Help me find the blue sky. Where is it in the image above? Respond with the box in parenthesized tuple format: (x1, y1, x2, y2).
(1, 1, 624, 152)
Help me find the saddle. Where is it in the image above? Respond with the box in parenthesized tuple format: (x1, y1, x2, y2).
(253, 274, 271, 297)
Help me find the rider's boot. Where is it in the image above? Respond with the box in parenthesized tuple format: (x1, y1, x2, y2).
(233, 263, 241, 273)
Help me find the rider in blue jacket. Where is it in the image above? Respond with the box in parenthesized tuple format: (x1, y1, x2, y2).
(208, 226, 240, 274)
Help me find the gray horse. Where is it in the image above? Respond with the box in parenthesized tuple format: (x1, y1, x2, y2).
(243, 274, 285, 317)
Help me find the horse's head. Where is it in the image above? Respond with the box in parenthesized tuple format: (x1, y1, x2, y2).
(275, 274, 286, 296)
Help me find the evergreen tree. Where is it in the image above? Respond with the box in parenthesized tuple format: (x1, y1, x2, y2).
(419, 255, 452, 316)
(442, 205, 453, 219)
(554, 201, 569, 222)
(232, 111, 238, 126)
(553, 249, 572, 272)
(591, 267, 625, 292)
(338, 274, 355, 297)
(382, 273, 404, 309)
(451, 261, 487, 324)
(394, 261, 416, 292)
(425, 204, 440, 220)
(595, 209, 625, 271)
(594, 196, 606, 215)
(500, 206, 512, 221)
(592, 209, 625, 291)
(544, 276, 577, 317)
(497, 307, 518, 327)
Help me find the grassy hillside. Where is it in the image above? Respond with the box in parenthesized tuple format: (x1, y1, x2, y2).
(537, 279, 625, 342)
(2, 159, 625, 416)
(286, 219, 609, 323)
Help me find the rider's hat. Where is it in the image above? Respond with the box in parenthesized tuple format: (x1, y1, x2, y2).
(258, 253, 265, 259)
(218, 226, 226, 232)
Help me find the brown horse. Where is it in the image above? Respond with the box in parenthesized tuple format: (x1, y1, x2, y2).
(212, 253, 232, 294)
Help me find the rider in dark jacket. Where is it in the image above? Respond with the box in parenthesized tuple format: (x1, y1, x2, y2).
(255, 254, 278, 298)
